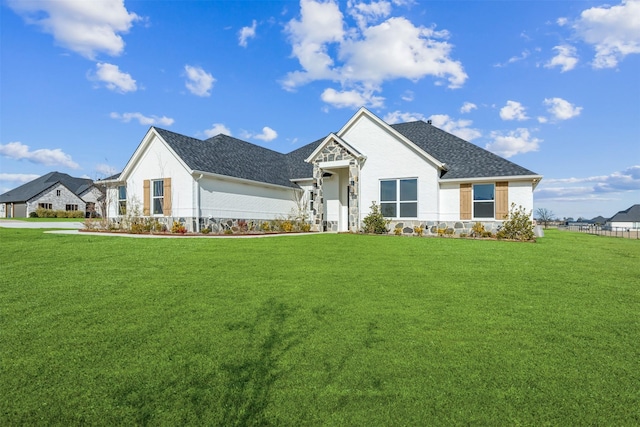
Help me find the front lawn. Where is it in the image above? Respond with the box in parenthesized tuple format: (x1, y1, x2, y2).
(0, 217, 83, 222)
(1, 229, 638, 425)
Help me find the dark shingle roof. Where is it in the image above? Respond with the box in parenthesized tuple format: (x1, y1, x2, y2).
(608, 204, 640, 222)
(391, 121, 538, 179)
(155, 128, 301, 188)
(0, 172, 93, 203)
(152, 119, 538, 188)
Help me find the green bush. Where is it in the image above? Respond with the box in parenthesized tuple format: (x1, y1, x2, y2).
(496, 203, 535, 241)
(29, 211, 38, 218)
(362, 202, 389, 234)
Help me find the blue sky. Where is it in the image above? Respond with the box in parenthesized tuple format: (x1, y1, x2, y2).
(1, 0, 638, 220)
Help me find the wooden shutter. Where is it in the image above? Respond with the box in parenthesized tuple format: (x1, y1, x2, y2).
(143, 180, 150, 216)
(460, 183, 472, 220)
(495, 181, 509, 220)
(163, 178, 171, 216)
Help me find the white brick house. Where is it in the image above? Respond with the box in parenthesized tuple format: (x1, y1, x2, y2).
(103, 108, 542, 234)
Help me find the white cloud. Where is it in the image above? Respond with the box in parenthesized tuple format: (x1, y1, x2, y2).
(574, 0, 640, 68)
(254, 127, 278, 141)
(428, 114, 482, 141)
(536, 165, 640, 200)
(321, 87, 384, 108)
(543, 97, 582, 120)
(110, 112, 174, 126)
(460, 102, 477, 113)
(401, 90, 414, 102)
(6, 0, 140, 59)
(0, 141, 80, 169)
(500, 100, 529, 121)
(557, 17, 568, 27)
(347, 0, 392, 29)
(93, 62, 137, 93)
(384, 110, 426, 123)
(0, 173, 41, 183)
(545, 45, 579, 72)
(494, 50, 530, 67)
(283, 0, 467, 107)
(204, 123, 232, 138)
(184, 65, 215, 97)
(239, 20, 257, 47)
(486, 128, 541, 158)
(241, 127, 278, 142)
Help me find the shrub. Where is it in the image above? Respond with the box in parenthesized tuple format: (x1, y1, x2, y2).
(496, 203, 535, 241)
(29, 211, 38, 218)
(300, 222, 311, 232)
(444, 228, 455, 236)
(394, 225, 403, 235)
(171, 221, 187, 234)
(471, 222, 485, 238)
(437, 228, 446, 237)
(362, 202, 389, 234)
(201, 227, 211, 234)
(281, 220, 294, 233)
(224, 228, 234, 235)
(261, 221, 271, 232)
(414, 226, 424, 236)
(460, 233, 468, 238)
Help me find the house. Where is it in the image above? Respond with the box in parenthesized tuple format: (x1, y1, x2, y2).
(590, 216, 608, 226)
(605, 204, 640, 230)
(103, 108, 542, 234)
(0, 172, 104, 218)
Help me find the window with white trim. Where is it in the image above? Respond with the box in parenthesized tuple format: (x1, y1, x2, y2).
(38, 203, 52, 210)
(473, 184, 495, 218)
(152, 180, 164, 215)
(65, 204, 78, 211)
(380, 178, 417, 218)
(118, 185, 127, 215)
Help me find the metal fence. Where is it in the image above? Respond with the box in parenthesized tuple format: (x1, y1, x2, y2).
(559, 225, 640, 240)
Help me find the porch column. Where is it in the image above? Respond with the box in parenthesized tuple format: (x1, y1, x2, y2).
(312, 165, 324, 232)
(348, 160, 360, 232)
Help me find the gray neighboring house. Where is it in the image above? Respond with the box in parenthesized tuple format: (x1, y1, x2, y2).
(605, 204, 640, 230)
(0, 172, 104, 218)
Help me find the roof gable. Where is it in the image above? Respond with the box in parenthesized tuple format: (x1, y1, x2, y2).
(336, 108, 445, 170)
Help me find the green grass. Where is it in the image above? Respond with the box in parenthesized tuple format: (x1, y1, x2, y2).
(1, 229, 638, 425)
(0, 217, 83, 222)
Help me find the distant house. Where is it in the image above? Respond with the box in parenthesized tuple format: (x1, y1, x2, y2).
(102, 108, 542, 234)
(0, 172, 104, 218)
(605, 204, 640, 230)
(590, 216, 608, 226)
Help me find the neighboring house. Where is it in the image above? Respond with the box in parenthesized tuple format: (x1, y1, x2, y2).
(0, 172, 104, 218)
(590, 216, 609, 226)
(605, 204, 640, 230)
(103, 108, 542, 234)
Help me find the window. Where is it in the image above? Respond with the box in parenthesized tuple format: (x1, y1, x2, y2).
(473, 184, 495, 218)
(56, 190, 61, 196)
(309, 190, 315, 213)
(380, 178, 417, 218)
(118, 185, 127, 215)
(65, 204, 78, 211)
(38, 203, 52, 210)
(152, 180, 164, 215)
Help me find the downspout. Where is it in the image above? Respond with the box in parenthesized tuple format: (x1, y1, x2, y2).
(194, 174, 203, 232)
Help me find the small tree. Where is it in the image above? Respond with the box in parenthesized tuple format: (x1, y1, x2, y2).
(535, 207, 555, 229)
(362, 202, 389, 234)
(497, 203, 535, 241)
